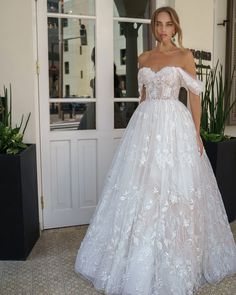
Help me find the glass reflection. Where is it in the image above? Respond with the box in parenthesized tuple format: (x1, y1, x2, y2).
(50, 102, 96, 130)
(47, 0, 95, 16)
(114, 102, 139, 128)
(48, 17, 95, 98)
(114, 22, 154, 98)
(114, 0, 156, 18)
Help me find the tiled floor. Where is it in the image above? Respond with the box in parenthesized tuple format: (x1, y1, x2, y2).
(0, 222, 235, 295)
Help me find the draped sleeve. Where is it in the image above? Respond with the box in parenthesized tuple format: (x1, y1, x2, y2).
(178, 68, 204, 95)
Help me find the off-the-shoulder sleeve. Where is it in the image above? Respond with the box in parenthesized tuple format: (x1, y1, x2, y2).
(178, 68, 204, 95)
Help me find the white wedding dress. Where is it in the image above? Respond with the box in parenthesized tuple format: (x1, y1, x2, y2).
(75, 66, 236, 295)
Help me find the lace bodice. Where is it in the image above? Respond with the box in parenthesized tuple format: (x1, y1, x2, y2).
(138, 66, 203, 100)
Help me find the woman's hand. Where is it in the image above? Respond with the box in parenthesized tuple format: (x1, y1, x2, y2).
(196, 134, 204, 156)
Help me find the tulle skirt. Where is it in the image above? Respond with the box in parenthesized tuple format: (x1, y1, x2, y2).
(75, 98, 236, 295)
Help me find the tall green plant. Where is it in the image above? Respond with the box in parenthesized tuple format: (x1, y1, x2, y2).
(0, 85, 31, 155)
(199, 62, 236, 142)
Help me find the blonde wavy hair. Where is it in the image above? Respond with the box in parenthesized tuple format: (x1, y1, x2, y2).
(151, 6, 184, 49)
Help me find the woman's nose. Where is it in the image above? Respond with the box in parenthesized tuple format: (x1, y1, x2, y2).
(159, 25, 166, 32)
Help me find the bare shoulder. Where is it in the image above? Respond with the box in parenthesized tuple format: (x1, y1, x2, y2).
(182, 48, 194, 60)
(181, 48, 196, 75)
(138, 51, 151, 68)
(175, 48, 193, 59)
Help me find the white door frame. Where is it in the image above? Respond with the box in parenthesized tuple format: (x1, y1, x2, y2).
(37, 0, 125, 229)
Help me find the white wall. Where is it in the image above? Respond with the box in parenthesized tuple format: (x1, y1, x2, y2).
(225, 126, 236, 137)
(211, 0, 236, 138)
(213, 0, 227, 66)
(174, 0, 227, 66)
(0, 0, 42, 226)
(0, 0, 38, 143)
(174, 0, 236, 135)
(175, 0, 214, 56)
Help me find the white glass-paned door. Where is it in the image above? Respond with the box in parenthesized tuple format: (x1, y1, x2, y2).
(39, 0, 102, 228)
(38, 0, 165, 228)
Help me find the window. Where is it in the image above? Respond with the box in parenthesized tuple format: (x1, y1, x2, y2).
(65, 62, 69, 74)
(64, 39, 69, 52)
(120, 49, 126, 65)
(62, 18, 68, 27)
(47, 0, 96, 131)
(113, 0, 157, 128)
(65, 84, 70, 97)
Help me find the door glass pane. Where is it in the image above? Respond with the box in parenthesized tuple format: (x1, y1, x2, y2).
(50, 102, 96, 130)
(48, 0, 95, 16)
(114, 102, 139, 128)
(48, 17, 96, 98)
(114, 0, 156, 18)
(114, 21, 154, 98)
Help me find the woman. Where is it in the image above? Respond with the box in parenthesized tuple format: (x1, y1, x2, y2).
(75, 6, 236, 295)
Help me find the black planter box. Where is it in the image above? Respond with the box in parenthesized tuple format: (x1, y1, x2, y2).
(0, 144, 40, 260)
(204, 138, 236, 223)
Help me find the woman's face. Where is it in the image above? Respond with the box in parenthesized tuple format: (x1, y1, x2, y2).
(154, 11, 176, 43)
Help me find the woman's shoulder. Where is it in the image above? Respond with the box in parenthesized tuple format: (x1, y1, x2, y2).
(180, 48, 194, 60)
(180, 48, 196, 75)
(176, 48, 195, 70)
(138, 50, 152, 66)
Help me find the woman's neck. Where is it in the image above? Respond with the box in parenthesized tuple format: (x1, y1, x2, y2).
(157, 42, 177, 52)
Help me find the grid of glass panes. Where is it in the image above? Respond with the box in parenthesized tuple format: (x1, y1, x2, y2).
(47, 0, 96, 131)
(113, 0, 157, 128)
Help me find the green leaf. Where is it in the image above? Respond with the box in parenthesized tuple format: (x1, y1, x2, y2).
(199, 61, 236, 142)
(0, 85, 30, 155)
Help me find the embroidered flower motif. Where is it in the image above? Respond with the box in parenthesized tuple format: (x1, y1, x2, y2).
(75, 67, 236, 295)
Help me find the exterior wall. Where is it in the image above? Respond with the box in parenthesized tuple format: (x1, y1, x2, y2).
(175, 0, 227, 67)
(0, 0, 38, 143)
(0, 0, 41, 225)
(175, 0, 214, 60)
(62, 7, 95, 98)
(174, 0, 236, 135)
(225, 126, 236, 137)
(213, 0, 227, 66)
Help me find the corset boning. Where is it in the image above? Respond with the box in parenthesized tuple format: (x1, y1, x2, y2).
(145, 82, 180, 100)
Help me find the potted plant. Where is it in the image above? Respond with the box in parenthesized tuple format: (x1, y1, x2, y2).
(199, 62, 236, 222)
(0, 85, 40, 260)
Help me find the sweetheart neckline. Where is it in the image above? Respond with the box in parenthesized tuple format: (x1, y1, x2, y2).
(139, 66, 180, 74)
(139, 66, 199, 81)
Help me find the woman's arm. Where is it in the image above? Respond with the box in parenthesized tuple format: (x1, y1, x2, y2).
(138, 52, 148, 104)
(139, 86, 146, 104)
(183, 50, 204, 155)
(189, 92, 201, 135)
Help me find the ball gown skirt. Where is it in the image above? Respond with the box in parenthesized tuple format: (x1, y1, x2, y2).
(75, 66, 236, 295)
